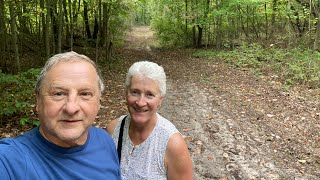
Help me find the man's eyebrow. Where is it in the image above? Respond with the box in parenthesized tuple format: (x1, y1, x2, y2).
(48, 85, 65, 90)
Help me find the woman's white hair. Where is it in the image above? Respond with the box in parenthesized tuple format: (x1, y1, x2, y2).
(125, 61, 166, 96)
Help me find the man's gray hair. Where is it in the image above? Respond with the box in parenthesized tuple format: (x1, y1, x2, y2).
(35, 51, 105, 94)
(125, 61, 166, 96)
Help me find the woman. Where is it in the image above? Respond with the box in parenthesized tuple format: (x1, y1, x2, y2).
(106, 61, 193, 179)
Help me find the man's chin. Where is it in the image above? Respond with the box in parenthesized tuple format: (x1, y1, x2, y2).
(56, 130, 88, 146)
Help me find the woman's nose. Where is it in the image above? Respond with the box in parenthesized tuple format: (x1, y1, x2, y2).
(135, 96, 147, 106)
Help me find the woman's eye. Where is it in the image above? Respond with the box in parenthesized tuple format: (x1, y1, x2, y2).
(146, 93, 155, 98)
(130, 91, 139, 96)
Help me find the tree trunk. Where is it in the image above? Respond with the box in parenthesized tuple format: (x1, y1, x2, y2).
(216, 16, 222, 49)
(40, 0, 46, 48)
(45, 0, 50, 58)
(68, 0, 73, 50)
(18, 2, 29, 35)
(63, 0, 69, 45)
(103, 2, 111, 62)
(265, 2, 268, 39)
(93, 18, 98, 40)
(197, 25, 203, 47)
(185, 0, 188, 40)
(191, 0, 196, 47)
(95, 0, 102, 62)
(270, 0, 277, 37)
(9, 1, 20, 73)
(313, 2, 320, 50)
(84, 0, 92, 39)
(192, 25, 196, 47)
(50, 0, 58, 54)
(58, 0, 63, 53)
(0, 0, 6, 67)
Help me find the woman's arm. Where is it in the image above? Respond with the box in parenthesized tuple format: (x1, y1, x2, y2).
(165, 133, 193, 180)
(105, 118, 119, 135)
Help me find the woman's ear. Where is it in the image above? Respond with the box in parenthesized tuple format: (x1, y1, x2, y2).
(158, 96, 165, 108)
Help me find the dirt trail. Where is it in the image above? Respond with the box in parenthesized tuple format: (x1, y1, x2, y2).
(101, 26, 320, 179)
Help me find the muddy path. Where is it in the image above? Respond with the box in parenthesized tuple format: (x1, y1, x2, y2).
(99, 26, 320, 180)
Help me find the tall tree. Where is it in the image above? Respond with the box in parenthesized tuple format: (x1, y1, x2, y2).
(95, 0, 102, 62)
(0, 0, 6, 67)
(83, 0, 92, 39)
(313, 0, 320, 50)
(45, 0, 51, 58)
(58, 0, 63, 53)
(9, 1, 20, 73)
(50, 0, 58, 54)
(40, 0, 45, 47)
(63, 0, 69, 45)
(103, 2, 111, 61)
(68, 0, 74, 50)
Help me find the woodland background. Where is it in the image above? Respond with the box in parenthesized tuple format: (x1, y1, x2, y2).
(1, 0, 320, 133)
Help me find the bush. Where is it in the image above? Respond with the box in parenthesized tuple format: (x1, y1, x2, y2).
(0, 68, 40, 126)
(193, 44, 320, 89)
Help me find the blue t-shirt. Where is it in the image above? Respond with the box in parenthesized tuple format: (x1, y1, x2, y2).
(0, 126, 121, 179)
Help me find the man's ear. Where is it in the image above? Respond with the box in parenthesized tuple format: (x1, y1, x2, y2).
(35, 91, 40, 111)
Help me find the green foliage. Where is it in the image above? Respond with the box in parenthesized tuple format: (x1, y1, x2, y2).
(193, 44, 320, 89)
(0, 68, 40, 126)
(151, 16, 186, 47)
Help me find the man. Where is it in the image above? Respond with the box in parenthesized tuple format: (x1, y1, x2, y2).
(0, 51, 120, 179)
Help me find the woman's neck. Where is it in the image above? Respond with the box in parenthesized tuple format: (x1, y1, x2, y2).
(129, 116, 157, 145)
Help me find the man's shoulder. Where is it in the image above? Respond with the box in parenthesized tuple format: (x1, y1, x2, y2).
(0, 138, 25, 162)
(90, 126, 113, 141)
(0, 138, 20, 149)
(90, 126, 108, 134)
(0, 128, 37, 157)
(88, 127, 117, 153)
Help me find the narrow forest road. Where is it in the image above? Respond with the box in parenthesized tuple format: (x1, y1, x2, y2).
(99, 26, 320, 180)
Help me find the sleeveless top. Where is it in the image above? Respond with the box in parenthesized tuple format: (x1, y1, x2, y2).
(112, 113, 179, 180)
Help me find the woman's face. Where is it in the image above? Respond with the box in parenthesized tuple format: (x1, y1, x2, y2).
(126, 75, 163, 124)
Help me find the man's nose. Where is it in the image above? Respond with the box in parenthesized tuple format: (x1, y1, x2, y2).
(64, 94, 80, 114)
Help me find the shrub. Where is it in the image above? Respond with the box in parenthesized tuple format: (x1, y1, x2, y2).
(193, 44, 320, 89)
(0, 68, 40, 126)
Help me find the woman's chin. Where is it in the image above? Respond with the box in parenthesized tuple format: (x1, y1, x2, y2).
(131, 114, 148, 122)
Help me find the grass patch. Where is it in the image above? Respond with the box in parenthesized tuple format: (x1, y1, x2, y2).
(193, 43, 320, 89)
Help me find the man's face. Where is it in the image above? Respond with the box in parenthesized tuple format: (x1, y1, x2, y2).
(36, 60, 101, 147)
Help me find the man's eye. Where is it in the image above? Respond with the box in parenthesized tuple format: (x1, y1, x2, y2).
(51, 91, 66, 100)
(80, 92, 91, 96)
(80, 92, 92, 98)
(53, 92, 64, 96)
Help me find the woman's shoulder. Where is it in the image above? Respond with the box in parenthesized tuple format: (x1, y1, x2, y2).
(106, 115, 128, 135)
(155, 114, 180, 139)
(105, 119, 119, 135)
(157, 114, 178, 130)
